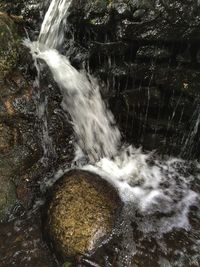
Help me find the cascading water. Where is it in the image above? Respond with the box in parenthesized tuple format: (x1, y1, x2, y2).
(25, 0, 121, 162)
(25, 0, 200, 266)
(25, 0, 73, 163)
(38, 0, 71, 49)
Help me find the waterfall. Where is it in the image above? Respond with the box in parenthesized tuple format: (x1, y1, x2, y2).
(37, 49, 121, 161)
(25, 0, 200, 245)
(26, 0, 121, 162)
(38, 0, 71, 49)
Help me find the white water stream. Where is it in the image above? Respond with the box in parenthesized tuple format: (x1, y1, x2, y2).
(25, 0, 200, 265)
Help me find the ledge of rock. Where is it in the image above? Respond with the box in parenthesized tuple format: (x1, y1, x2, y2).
(45, 169, 122, 260)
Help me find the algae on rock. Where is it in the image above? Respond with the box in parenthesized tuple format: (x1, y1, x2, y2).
(45, 170, 122, 260)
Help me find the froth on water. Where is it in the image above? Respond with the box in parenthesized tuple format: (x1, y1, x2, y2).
(83, 146, 200, 234)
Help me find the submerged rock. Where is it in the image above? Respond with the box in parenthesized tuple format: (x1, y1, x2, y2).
(45, 170, 122, 259)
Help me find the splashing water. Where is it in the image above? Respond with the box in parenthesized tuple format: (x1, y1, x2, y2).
(36, 49, 121, 161)
(84, 147, 199, 233)
(25, 0, 200, 265)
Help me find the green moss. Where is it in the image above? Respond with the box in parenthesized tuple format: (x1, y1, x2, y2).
(47, 170, 122, 258)
(62, 262, 72, 267)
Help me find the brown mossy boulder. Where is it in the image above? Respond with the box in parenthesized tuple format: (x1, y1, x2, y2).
(45, 169, 122, 259)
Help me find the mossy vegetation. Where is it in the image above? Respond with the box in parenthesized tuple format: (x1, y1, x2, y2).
(46, 170, 122, 259)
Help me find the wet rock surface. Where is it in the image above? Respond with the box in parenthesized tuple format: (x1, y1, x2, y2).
(0, 123, 17, 153)
(0, 70, 41, 220)
(68, 0, 200, 42)
(0, 176, 16, 221)
(0, 3, 73, 223)
(67, 0, 200, 160)
(0, 7, 42, 220)
(0, 212, 57, 267)
(45, 170, 122, 260)
(0, 71, 68, 263)
(0, 13, 20, 80)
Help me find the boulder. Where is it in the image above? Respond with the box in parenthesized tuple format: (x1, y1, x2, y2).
(45, 170, 122, 259)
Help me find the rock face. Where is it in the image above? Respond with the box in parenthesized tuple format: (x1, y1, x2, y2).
(0, 68, 42, 220)
(0, 123, 16, 153)
(0, 12, 43, 221)
(0, 8, 63, 264)
(45, 170, 122, 259)
(0, 176, 16, 220)
(67, 0, 200, 160)
(0, 5, 74, 222)
(68, 0, 200, 47)
(0, 14, 19, 80)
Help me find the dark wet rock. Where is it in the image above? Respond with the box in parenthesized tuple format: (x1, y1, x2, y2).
(0, 13, 20, 80)
(0, 176, 16, 221)
(0, 71, 40, 220)
(0, 0, 49, 38)
(45, 170, 122, 260)
(67, 0, 200, 159)
(68, 0, 200, 43)
(0, 14, 43, 220)
(0, 213, 56, 267)
(0, 70, 42, 174)
(0, 143, 42, 220)
(0, 1, 72, 264)
(0, 123, 18, 154)
(0, 71, 36, 121)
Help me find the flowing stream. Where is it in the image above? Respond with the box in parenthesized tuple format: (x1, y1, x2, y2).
(24, 0, 200, 266)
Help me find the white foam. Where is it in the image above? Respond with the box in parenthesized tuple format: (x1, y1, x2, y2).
(82, 147, 199, 234)
(35, 48, 121, 162)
